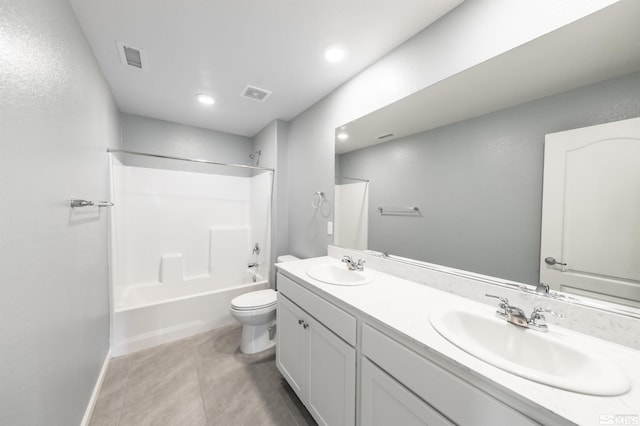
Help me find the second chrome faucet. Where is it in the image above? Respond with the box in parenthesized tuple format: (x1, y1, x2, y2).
(341, 255, 365, 271)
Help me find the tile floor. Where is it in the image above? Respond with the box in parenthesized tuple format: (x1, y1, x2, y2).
(89, 324, 317, 426)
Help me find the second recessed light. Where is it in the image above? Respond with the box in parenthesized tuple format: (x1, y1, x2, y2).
(196, 94, 216, 105)
(337, 132, 349, 141)
(324, 44, 347, 63)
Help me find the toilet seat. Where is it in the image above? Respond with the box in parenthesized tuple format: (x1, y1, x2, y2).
(231, 289, 277, 311)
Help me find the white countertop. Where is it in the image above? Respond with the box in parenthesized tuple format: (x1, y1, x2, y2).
(277, 256, 640, 426)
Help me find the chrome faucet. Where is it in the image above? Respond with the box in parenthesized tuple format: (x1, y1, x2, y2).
(485, 294, 529, 327)
(341, 255, 365, 271)
(485, 294, 564, 332)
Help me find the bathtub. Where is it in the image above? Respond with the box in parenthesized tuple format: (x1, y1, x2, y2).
(111, 273, 268, 356)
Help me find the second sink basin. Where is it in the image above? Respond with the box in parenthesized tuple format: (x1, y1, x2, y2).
(429, 307, 630, 396)
(306, 263, 374, 286)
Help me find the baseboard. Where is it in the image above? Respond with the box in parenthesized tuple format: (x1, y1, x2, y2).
(81, 350, 111, 426)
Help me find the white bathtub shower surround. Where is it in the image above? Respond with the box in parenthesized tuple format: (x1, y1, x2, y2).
(110, 161, 273, 355)
(112, 276, 268, 356)
(112, 164, 265, 289)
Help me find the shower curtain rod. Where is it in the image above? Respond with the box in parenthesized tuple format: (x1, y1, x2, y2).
(336, 176, 370, 182)
(107, 148, 275, 172)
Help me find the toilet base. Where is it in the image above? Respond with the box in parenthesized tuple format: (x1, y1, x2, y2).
(240, 318, 276, 354)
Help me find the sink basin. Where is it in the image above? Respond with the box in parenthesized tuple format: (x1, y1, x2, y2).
(429, 308, 630, 396)
(306, 264, 374, 286)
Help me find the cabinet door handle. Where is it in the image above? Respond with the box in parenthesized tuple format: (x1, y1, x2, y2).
(303, 323, 309, 329)
(298, 319, 305, 325)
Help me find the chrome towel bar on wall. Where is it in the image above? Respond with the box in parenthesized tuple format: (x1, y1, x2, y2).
(70, 199, 114, 208)
(377, 206, 419, 214)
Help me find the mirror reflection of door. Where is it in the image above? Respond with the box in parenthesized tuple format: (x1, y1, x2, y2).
(540, 116, 640, 307)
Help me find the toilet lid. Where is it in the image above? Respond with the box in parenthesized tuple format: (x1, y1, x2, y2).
(231, 289, 277, 310)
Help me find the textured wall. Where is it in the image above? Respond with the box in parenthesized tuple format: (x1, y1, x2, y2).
(286, 0, 620, 259)
(0, 0, 120, 424)
(120, 113, 253, 176)
(338, 72, 640, 285)
(252, 120, 292, 285)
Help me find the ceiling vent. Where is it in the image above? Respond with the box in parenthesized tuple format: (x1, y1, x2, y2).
(117, 41, 147, 70)
(241, 85, 272, 102)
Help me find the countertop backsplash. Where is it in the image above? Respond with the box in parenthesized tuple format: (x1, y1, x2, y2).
(328, 246, 640, 350)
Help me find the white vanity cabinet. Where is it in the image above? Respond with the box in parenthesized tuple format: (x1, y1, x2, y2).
(361, 357, 453, 426)
(275, 258, 639, 426)
(361, 324, 539, 426)
(276, 273, 357, 426)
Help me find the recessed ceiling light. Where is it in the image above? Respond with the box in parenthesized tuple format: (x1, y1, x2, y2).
(324, 44, 347, 63)
(195, 94, 215, 105)
(337, 132, 349, 141)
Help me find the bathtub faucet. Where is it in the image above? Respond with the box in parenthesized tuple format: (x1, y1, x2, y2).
(248, 262, 259, 269)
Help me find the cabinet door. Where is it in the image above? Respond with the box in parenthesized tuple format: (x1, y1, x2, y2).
(276, 295, 307, 399)
(361, 358, 453, 426)
(306, 316, 356, 426)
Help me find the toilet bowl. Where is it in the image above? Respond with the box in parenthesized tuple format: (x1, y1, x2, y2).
(230, 289, 277, 354)
(230, 255, 299, 354)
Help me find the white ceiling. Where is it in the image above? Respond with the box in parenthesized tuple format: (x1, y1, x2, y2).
(69, 0, 462, 137)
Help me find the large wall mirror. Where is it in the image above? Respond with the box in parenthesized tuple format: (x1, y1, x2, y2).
(334, 1, 640, 317)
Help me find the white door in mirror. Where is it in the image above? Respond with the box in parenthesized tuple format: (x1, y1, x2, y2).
(541, 116, 640, 305)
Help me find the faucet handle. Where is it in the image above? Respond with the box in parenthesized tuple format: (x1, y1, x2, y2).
(528, 306, 564, 331)
(485, 294, 511, 319)
(341, 255, 353, 263)
(531, 306, 565, 319)
(485, 294, 509, 307)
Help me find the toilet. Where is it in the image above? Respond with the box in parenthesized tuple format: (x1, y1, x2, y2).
(230, 255, 299, 354)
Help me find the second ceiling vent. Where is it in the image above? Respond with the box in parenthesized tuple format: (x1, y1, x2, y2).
(241, 85, 272, 102)
(117, 41, 147, 70)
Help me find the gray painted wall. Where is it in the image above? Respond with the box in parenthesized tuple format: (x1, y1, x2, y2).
(286, 0, 618, 260)
(338, 72, 640, 285)
(250, 119, 290, 285)
(252, 120, 278, 284)
(120, 113, 253, 177)
(275, 120, 290, 262)
(0, 0, 120, 424)
(252, 120, 290, 259)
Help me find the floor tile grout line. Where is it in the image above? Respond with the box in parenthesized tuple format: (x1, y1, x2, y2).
(272, 380, 302, 426)
(114, 355, 133, 426)
(190, 337, 214, 425)
(267, 363, 309, 426)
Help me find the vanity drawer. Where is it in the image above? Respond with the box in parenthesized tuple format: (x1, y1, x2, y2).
(277, 273, 356, 345)
(362, 324, 538, 426)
